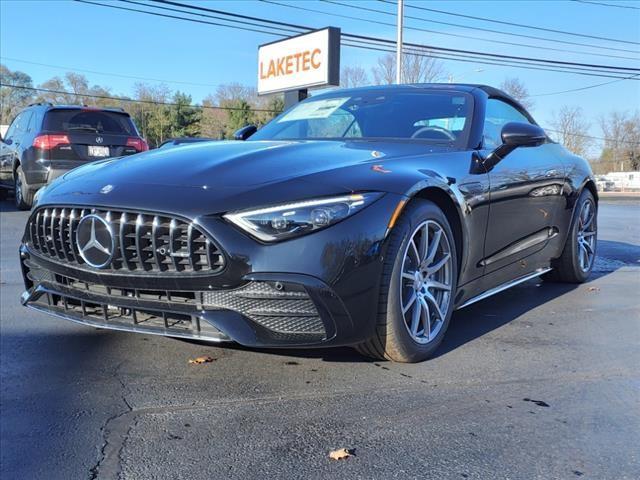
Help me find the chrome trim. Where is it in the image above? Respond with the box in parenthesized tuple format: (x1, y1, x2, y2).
(456, 267, 552, 310)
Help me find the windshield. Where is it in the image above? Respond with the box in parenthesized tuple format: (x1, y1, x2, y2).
(43, 109, 137, 135)
(251, 90, 473, 147)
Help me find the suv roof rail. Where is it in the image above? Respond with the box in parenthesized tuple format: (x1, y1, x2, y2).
(28, 102, 53, 107)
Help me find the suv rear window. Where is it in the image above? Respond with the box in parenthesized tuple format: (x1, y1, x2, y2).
(43, 109, 137, 135)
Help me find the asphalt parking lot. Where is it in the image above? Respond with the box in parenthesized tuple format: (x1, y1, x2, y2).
(1, 197, 638, 480)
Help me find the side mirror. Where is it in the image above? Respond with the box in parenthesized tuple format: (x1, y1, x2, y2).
(484, 122, 547, 170)
(233, 125, 257, 141)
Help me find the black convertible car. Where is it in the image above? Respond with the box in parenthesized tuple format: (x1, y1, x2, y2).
(20, 84, 597, 362)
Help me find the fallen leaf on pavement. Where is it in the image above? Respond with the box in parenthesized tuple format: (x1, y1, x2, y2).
(588, 287, 600, 292)
(329, 448, 354, 460)
(188, 355, 215, 365)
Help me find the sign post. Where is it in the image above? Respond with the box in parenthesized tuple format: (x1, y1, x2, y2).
(258, 27, 340, 109)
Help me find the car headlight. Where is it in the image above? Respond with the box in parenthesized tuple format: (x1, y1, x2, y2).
(224, 192, 383, 242)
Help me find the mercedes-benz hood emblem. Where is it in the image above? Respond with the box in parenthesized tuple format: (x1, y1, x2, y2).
(76, 214, 115, 268)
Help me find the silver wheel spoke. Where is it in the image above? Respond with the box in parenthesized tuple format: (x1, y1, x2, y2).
(579, 244, 588, 270)
(419, 297, 431, 341)
(425, 292, 445, 323)
(419, 224, 429, 262)
(402, 271, 416, 281)
(428, 280, 451, 292)
(403, 292, 417, 314)
(410, 300, 421, 335)
(582, 231, 596, 237)
(424, 229, 442, 267)
(410, 239, 420, 264)
(428, 252, 451, 274)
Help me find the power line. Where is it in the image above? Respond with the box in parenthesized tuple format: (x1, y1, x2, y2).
(344, 41, 637, 80)
(544, 127, 640, 146)
(150, 0, 640, 73)
(379, 0, 640, 45)
(531, 73, 640, 96)
(75, 0, 639, 81)
(0, 57, 223, 88)
(0, 84, 282, 112)
(261, 0, 640, 61)
(571, 0, 640, 10)
(122, 0, 301, 35)
(74, 0, 289, 37)
(325, 0, 640, 57)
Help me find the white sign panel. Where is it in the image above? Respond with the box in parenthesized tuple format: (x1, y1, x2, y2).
(258, 28, 340, 95)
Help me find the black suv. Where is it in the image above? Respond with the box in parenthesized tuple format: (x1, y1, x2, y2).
(0, 104, 148, 209)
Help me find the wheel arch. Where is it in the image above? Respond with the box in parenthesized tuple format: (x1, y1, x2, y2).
(409, 186, 464, 274)
(582, 178, 598, 204)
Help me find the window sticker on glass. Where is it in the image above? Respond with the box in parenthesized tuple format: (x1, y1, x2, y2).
(278, 97, 350, 122)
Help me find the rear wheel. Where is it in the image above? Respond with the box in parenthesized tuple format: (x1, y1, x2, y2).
(356, 200, 458, 363)
(14, 166, 34, 210)
(544, 189, 597, 283)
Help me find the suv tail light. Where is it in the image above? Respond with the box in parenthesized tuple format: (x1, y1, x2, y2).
(33, 134, 70, 150)
(126, 137, 149, 152)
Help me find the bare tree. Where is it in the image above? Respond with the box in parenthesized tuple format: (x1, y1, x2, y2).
(371, 53, 446, 85)
(341, 66, 369, 88)
(402, 54, 446, 83)
(550, 105, 592, 157)
(371, 54, 396, 85)
(500, 77, 534, 111)
(599, 110, 640, 172)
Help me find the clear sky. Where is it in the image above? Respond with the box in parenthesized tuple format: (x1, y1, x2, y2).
(1, 0, 639, 149)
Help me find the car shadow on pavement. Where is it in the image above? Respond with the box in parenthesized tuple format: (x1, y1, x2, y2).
(217, 238, 637, 363)
(0, 198, 19, 213)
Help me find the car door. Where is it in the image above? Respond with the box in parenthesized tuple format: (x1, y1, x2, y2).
(481, 98, 566, 274)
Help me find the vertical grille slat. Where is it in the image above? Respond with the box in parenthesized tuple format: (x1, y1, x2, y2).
(169, 219, 179, 271)
(151, 216, 162, 272)
(187, 224, 194, 271)
(134, 214, 145, 271)
(58, 209, 70, 261)
(119, 212, 132, 271)
(28, 207, 225, 274)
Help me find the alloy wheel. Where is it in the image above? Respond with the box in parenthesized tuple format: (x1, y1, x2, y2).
(400, 220, 453, 344)
(576, 198, 596, 272)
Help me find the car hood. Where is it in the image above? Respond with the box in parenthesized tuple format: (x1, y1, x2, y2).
(39, 140, 455, 216)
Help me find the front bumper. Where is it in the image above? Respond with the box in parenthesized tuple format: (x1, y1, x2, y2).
(19, 192, 402, 348)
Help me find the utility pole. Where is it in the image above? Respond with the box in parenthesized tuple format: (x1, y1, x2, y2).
(396, 0, 404, 84)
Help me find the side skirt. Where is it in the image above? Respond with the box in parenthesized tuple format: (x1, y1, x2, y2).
(455, 267, 552, 310)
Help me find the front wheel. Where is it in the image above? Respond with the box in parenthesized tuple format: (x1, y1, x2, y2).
(544, 189, 597, 283)
(356, 200, 458, 363)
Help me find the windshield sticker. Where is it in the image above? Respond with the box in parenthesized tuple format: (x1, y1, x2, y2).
(278, 97, 350, 122)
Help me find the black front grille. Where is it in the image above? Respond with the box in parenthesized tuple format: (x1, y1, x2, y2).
(28, 207, 225, 274)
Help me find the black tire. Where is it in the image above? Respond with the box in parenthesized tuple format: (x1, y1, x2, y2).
(355, 199, 458, 363)
(544, 189, 597, 283)
(14, 165, 34, 210)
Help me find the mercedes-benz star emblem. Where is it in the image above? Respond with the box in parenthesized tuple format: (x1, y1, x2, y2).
(95, 136, 104, 144)
(76, 214, 115, 268)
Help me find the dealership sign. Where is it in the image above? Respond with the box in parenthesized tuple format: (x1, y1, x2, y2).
(258, 28, 340, 95)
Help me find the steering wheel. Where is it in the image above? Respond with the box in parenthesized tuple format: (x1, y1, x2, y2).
(411, 126, 456, 141)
